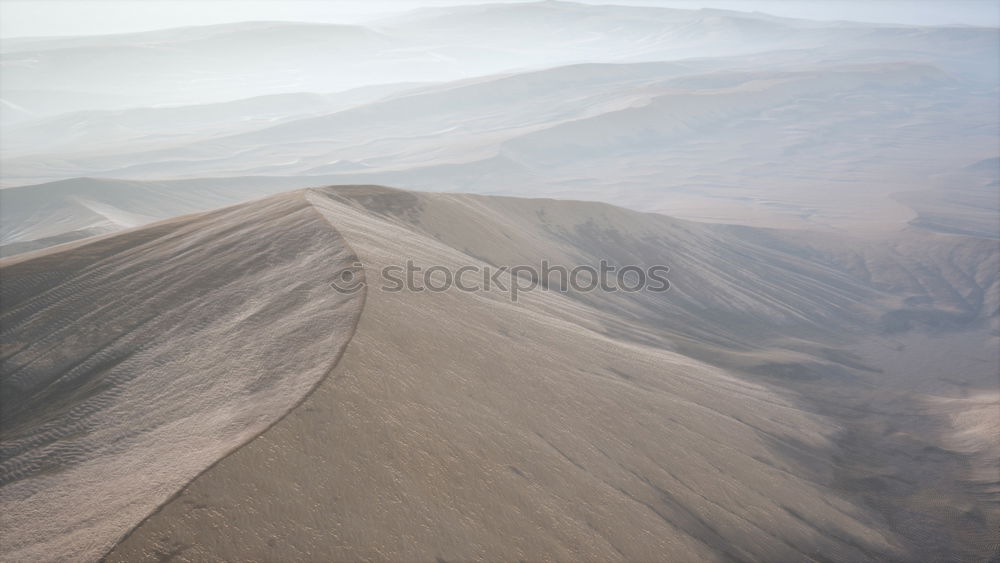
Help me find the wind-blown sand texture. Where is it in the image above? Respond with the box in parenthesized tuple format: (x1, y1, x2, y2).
(102, 186, 995, 561)
(0, 193, 365, 561)
(2, 186, 996, 561)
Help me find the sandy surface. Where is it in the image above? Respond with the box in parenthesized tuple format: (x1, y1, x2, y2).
(106, 188, 906, 561)
(2, 186, 995, 561)
(0, 193, 365, 561)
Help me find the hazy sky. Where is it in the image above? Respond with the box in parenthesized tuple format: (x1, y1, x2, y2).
(1, 0, 998, 38)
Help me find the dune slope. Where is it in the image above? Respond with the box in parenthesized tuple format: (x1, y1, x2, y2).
(105, 187, 909, 561)
(0, 193, 365, 561)
(4, 186, 995, 561)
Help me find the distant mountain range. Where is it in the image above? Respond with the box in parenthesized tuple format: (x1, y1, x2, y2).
(3, 1, 996, 116)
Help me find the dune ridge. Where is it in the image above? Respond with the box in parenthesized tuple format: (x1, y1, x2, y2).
(106, 186, 910, 561)
(103, 186, 997, 561)
(2, 186, 995, 561)
(0, 192, 366, 561)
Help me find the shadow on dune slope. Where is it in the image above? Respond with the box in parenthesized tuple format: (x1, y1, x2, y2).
(0, 192, 366, 561)
(2, 185, 996, 562)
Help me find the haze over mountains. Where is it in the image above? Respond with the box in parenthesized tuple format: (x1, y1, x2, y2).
(0, 1, 998, 562)
(2, 1, 997, 251)
(4, 2, 993, 116)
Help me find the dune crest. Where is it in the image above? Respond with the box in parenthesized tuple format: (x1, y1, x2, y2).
(3, 186, 995, 561)
(105, 186, 906, 562)
(0, 192, 365, 561)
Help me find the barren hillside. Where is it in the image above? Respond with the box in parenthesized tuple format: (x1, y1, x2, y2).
(3, 186, 992, 561)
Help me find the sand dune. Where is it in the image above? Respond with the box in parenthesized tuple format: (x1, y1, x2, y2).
(0, 193, 365, 561)
(102, 187, 898, 561)
(2, 2, 996, 560)
(0, 177, 321, 253)
(2, 186, 996, 560)
(0, 187, 1000, 560)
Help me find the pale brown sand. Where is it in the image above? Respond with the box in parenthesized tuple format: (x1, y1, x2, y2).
(0, 193, 365, 561)
(106, 187, 900, 561)
(4, 186, 995, 561)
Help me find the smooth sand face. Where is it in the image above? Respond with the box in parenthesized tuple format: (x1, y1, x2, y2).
(105, 188, 902, 562)
(0, 193, 365, 561)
